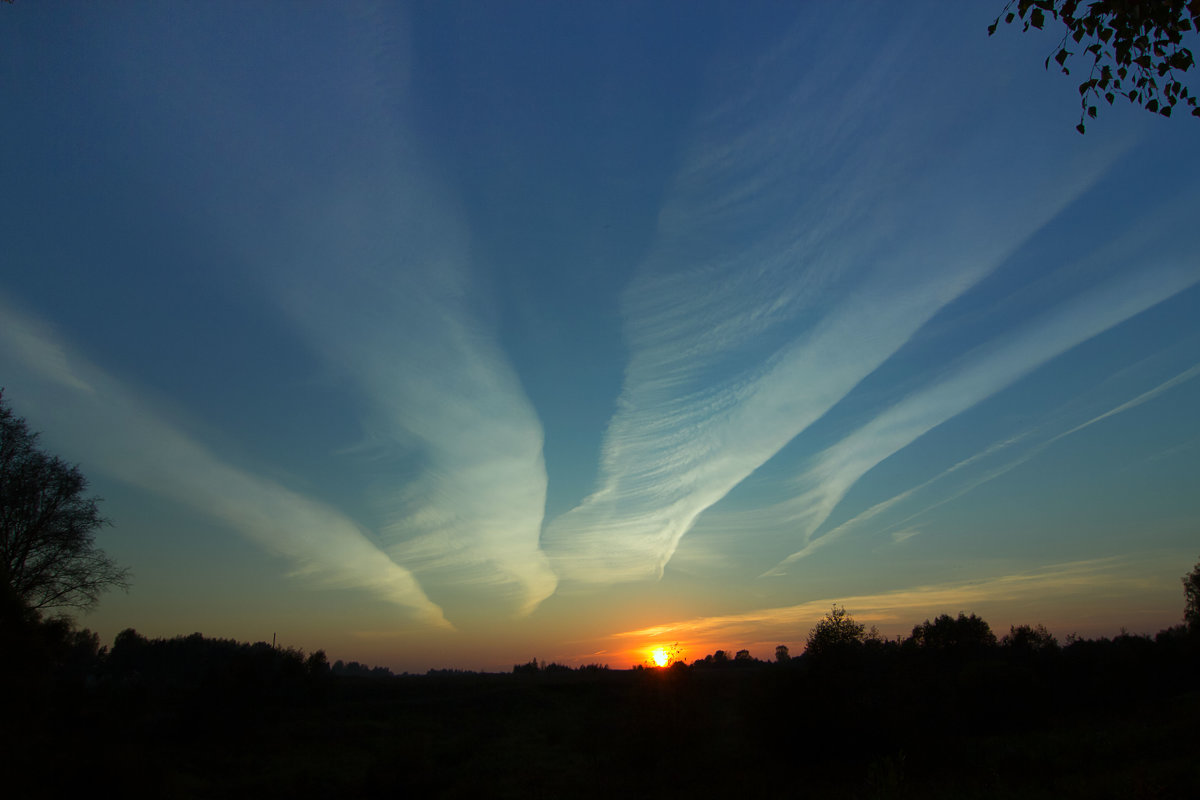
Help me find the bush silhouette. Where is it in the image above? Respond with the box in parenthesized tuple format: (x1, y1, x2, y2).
(805, 604, 866, 657)
(906, 612, 997, 655)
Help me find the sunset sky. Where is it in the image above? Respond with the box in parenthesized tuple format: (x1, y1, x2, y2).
(2, 2, 1198, 672)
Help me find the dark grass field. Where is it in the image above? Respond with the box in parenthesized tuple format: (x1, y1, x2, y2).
(10, 636, 1199, 799)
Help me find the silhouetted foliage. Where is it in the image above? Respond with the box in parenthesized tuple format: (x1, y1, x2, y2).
(0, 392, 128, 613)
(332, 658, 394, 678)
(774, 644, 790, 663)
(693, 647, 761, 669)
(907, 612, 998, 654)
(1003, 622, 1060, 652)
(103, 628, 329, 711)
(805, 604, 866, 657)
(0, 567, 40, 649)
(306, 648, 330, 677)
(0, 597, 104, 699)
(1184, 556, 1200, 633)
(513, 657, 541, 674)
(12, 598, 1200, 799)
(990, 0, 1200, 132)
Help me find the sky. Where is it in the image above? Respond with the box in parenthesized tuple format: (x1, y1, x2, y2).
(2, 2, 1198, 672)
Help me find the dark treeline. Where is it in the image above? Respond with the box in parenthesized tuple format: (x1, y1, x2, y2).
(5, 587, 1200, 797)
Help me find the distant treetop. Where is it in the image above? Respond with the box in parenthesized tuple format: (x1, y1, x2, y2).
(805, 604, 867, 657)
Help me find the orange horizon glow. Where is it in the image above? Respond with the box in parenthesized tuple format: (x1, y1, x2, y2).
(643, 642, 686, 668)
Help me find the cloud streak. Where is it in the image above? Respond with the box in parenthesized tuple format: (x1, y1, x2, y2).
(172, 8, 559, 617)
(268, 203, 558, 615)
(543, 15, 1121, 587)
(615, 557, 1156, 644)
(765, 266, 1198, 573)
(824, 359, 1200, 560)
(0, 298, 451, 628)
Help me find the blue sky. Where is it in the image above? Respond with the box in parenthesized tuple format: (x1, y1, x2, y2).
(2, 2, 1198, 671)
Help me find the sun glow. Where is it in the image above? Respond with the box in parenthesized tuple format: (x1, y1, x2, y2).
(648, 642, 685, 668)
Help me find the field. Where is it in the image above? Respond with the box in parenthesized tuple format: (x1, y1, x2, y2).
(10, 629, 1199, 799)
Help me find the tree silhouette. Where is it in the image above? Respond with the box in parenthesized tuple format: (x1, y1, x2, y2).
(1184, 556, 1200, 633)
(907, 613, 997, 654)
(1002, 623, 1059, 652)
(805, 604, 866, 657)
(0, 392, 128, 613)
(989, 0, 1199, 133)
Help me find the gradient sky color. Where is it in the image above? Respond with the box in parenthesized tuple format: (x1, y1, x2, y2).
(2, 2, 1198, 672)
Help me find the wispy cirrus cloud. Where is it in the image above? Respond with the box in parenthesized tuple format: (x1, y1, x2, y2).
(252, 142, 555, 619)
(764, 266, 1198, 574)
(774, 358, 1200, 568)
(299, 251, 558, 616)
(159, 7, 560, 618)
(751, 435, 1032, 570)
(543, 15, 1121, 587)
(0, 298, 451, 629)
(1057, 361, 1200, 440)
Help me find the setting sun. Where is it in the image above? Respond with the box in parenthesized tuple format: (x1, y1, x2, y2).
(651, 647, 670, 667)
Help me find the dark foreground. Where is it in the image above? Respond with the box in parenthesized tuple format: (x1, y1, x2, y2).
(7, 627, 1200, 799)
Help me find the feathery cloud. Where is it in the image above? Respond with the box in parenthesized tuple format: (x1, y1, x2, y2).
(0, 298, 451, 628)
(767, 269, 1198, 574)
(544, 18, 1120, 587)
